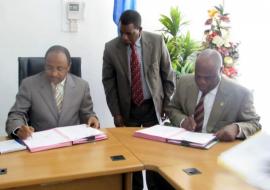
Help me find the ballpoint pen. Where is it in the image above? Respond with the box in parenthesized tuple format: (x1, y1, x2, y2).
(21, 113, 33, 138)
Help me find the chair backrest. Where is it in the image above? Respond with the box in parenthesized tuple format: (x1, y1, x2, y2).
(18, 57, 81, 86)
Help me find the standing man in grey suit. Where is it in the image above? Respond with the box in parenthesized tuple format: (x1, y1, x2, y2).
(102, 10, 175, 190)
(6, 45, 99, 140)
(168, 49, 261, 141)
(103, 10, 175, 127)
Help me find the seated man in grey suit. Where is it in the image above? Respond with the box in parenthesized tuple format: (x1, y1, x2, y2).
(6, 45, 99, 140)
(168, 49, 261, 141)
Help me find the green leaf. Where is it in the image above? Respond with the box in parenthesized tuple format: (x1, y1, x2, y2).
(159, 6, 202, 75)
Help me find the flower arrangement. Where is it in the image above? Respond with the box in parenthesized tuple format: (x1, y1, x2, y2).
(203, 5, 239, 78)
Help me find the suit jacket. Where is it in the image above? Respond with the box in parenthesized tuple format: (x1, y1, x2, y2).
(168, 74, 261, 137)
(6, 72, 96, 135)
(102, 31, 175, 123)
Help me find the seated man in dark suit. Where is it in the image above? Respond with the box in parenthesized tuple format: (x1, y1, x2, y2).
(168, 49, 261, 141)
(6, 45, 99, 140)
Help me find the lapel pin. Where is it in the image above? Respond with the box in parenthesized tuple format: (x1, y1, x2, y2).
(220, 102, 224, 107)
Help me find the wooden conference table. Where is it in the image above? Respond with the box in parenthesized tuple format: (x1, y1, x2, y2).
(0, 127, 256, 190)
(107, 127, 257, 190)
(0, 130, 144, 190)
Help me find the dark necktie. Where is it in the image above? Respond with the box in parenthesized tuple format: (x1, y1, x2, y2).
(130, 44, 144, 106)
(194, 93, 207, 132)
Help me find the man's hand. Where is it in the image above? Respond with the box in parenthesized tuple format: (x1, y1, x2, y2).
(215, 124, 239, 141)
(16, 125, 35, 140)
(114, 115, 125, 127)
(87, 116, 100, 129)
(181, 116, 196, 131)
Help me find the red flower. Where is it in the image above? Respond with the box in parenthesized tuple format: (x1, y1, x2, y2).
(206, 32, 218, 42)
(223, 67, 238, 78)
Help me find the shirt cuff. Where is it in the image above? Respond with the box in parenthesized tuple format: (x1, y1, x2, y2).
(235, 124, 245, 138)
(12, 127, 21, 137)
(179, 118, 185, 128)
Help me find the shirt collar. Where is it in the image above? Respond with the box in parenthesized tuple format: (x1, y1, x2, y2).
(208, 82, 219, 96)
(134, 35, 141, 48)
(52, 77, 66, 88)
(199, 81, 220, 97)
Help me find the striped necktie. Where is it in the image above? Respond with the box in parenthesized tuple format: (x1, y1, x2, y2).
(55, 84, 63, 112)
(194, 93, 207, 132)
(130, 44, 144, 106)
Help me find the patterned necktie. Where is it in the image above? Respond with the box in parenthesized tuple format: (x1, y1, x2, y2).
(194, 93, 207, 132)
(55, 84, 63, 112)
(130, 44, 144, 106)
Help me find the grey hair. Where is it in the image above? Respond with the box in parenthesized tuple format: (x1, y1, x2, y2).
(197, 49, 222, 69)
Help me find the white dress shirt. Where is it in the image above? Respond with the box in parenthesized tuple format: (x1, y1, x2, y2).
(196, 84, 243, 137)
(196, 85, 219, 133)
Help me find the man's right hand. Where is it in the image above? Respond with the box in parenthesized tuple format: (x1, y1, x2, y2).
(180, 116, 196, 131)
(16, 125, 35, 140)
(114, 115, 125, 127)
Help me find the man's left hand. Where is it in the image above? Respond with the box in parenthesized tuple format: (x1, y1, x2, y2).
(87, 116, 100, 129)
(215, 124, 239, 141)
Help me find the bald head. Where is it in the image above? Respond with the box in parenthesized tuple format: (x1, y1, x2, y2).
(197, 49, 222, 70)
(195, 49, 223, 94)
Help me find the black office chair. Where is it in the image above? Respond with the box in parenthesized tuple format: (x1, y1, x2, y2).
(18, 57, 81, 86)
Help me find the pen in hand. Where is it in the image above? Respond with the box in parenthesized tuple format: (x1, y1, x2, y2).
(182, 115, 196, 131)
(18, 114, 34, 140)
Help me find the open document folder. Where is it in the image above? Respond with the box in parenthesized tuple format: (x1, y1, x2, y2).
(134, 125, 217, 149)
(218, 132, 270, 190)
(23, 124, 107, 152)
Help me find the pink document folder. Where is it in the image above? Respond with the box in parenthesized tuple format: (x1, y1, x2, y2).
(134, 125, 217, 149)
(23, 124, 108, 152)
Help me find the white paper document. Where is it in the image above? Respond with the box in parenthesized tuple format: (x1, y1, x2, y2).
(23, 129, 71, 151)
(219, 132, 270, 190)
(134, 125, 182, 140)
(134, 125, 217, 149)
(23, 124, 107, 152)
(56, 124, 104, 141)
(169, 130, 216, 145)
(0, 139, 27, 154)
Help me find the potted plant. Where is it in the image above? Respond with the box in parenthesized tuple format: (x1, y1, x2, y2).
(159, 7, 202, 75)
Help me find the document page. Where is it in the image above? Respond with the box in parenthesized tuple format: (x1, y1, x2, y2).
(56, 124, 105, 141)
(169, 131, 216, 145)
(135, 125, 182, 139)
(23, 129, 70, 149)
(219, 132, 270, 190)
(0, 139, 26, 154)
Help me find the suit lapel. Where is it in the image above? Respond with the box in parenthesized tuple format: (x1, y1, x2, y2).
(59, 74, 76, 121)
(207, 77, 229, 132)
(116, 39, 130, 85)
(141, 32, 153, 77)
(38, 73, 58, 120)
(187, 80, 199, 115)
